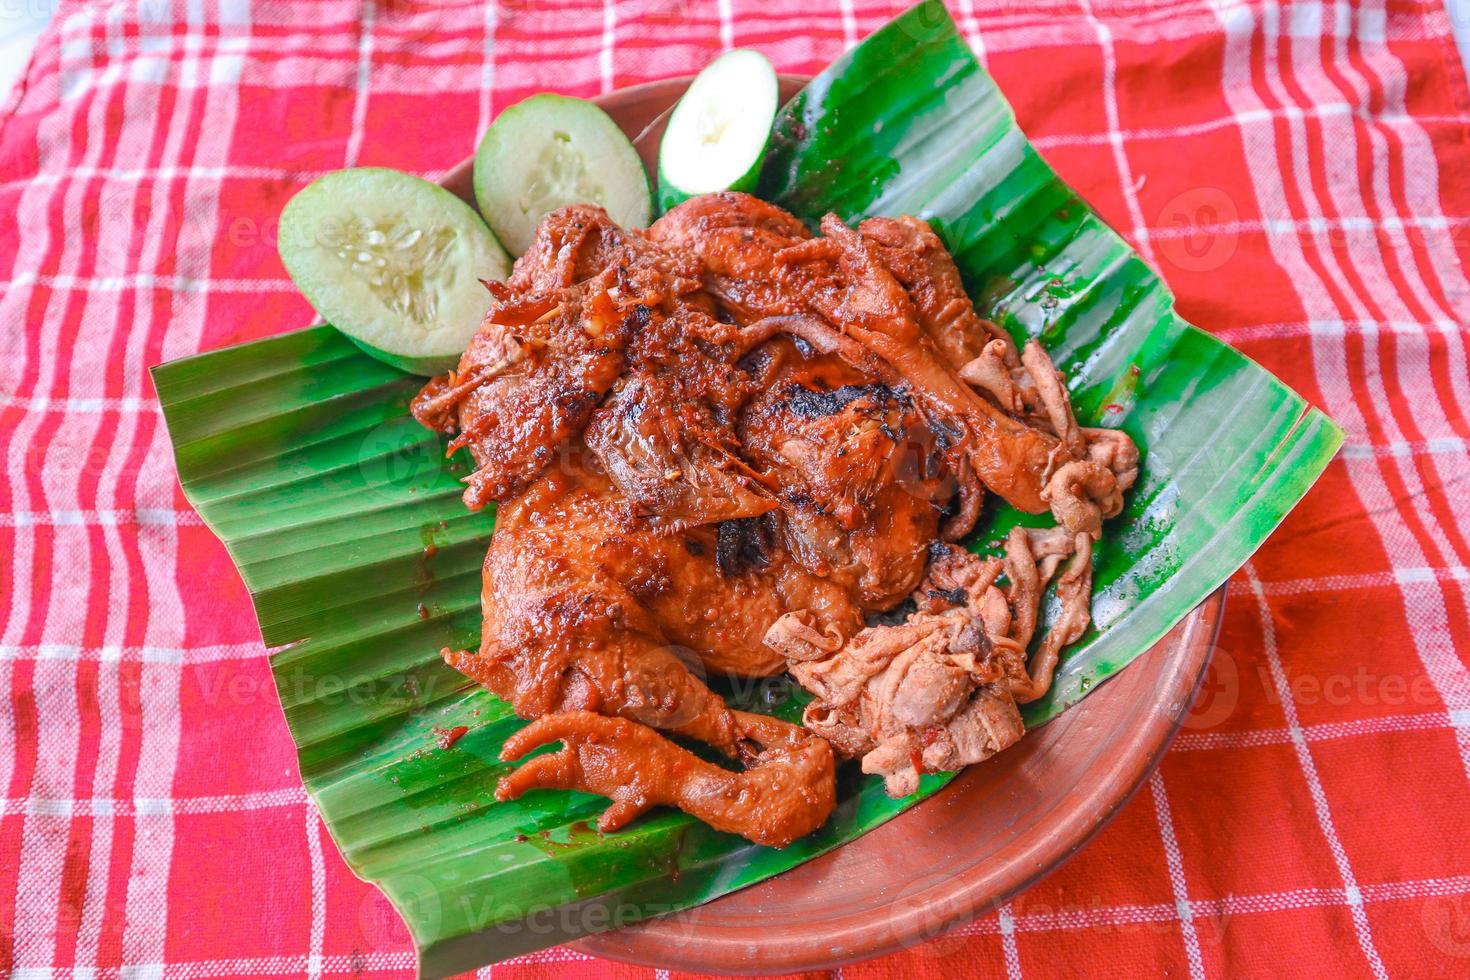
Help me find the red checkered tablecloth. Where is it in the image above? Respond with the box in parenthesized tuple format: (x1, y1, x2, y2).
(3, 0, 1470, 976)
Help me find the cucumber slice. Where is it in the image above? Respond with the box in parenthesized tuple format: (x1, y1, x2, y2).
(657, 49, 779, 213)
(474, 94, 651, 255)
(278, 167, 510, 376)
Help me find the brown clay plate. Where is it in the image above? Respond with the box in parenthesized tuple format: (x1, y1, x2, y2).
(440, 77, 1224, 975)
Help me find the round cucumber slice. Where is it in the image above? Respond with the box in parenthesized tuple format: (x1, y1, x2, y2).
(657, 49, 779, 213)
(474, 93, 652, 255)
(278, 167, 510, 376)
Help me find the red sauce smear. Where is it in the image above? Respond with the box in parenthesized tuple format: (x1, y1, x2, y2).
(433, 725, 469, 750)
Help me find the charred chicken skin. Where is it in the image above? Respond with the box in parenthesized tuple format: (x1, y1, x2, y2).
(413, 193, 1137, 846)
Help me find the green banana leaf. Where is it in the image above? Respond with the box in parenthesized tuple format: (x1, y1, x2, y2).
(151, 2, 1342, 975)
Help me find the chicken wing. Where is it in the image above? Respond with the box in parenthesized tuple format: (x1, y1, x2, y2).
(411, 206, 711, 508)
(857, 215, 1017, 370)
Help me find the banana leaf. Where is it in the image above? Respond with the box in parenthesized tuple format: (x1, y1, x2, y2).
(151, 2, 1342, 974)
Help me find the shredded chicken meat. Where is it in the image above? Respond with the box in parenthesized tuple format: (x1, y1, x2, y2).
(412, 192, 1139, 846)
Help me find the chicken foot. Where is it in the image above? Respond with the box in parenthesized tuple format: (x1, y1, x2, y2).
(496, 709, 836, 848)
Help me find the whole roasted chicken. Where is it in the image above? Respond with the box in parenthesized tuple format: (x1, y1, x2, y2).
(412, 194, 1137, 846)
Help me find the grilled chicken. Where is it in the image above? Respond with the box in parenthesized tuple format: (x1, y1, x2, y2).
(414, 193, 1138, 845)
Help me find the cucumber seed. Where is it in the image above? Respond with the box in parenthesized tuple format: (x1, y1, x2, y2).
(332, 217, 457, 325)
(520, 132, 604, 219)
